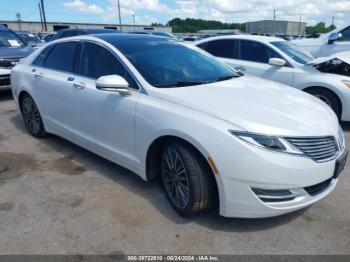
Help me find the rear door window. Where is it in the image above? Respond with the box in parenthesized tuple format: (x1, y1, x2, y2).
(44, 42, 78, 72)
(198, 39, 239, 59)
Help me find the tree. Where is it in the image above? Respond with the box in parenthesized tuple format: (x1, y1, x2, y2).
(167, 18, 246, 33)
(306, 22, 335, 35)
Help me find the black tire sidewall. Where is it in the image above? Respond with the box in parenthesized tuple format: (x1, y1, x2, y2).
(160, 142, 212, 217)
(20, 94, 46, 138)
(308, 88, 341, 118)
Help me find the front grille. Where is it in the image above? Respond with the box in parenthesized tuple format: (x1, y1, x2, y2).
(0, 57, 21, 69)
(285, 136, 338, 162)
(304, 178, 332, 196)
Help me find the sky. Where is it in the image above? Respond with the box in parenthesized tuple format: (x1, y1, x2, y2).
(1, 0, 349, 27)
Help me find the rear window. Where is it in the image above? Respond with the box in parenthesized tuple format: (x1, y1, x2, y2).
(198, 39, 239, 59)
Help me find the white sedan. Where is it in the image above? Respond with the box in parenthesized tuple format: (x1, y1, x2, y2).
(292, 24, 350, 57)
(11, 34, 347, 218)
(196, 35, 350, 121)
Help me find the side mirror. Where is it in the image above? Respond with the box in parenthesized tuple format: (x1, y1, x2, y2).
(269, 58, 286, 66)
(31, 43, 37, 48)
(328, 32, 342, 44)
(96, 75, 131, 95)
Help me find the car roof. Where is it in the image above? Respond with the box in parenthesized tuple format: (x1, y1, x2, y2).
(15, 31, 32, 34)
(94, 33, 170, 42)
(196, 34, 285, 44)
(0, 25, 10, 31)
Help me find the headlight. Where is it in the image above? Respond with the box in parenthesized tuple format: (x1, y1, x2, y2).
(230, 131, 303, 155)
(342, 80, 350, 88)
(338, 125, 345, 151)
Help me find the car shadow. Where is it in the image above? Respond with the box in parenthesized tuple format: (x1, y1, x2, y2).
(9, 113, 305, 232)
(0, 90, 13, 102)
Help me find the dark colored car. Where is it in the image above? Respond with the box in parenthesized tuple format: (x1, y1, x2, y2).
(50, 28, 119, 41)
(0, 25, 34, 90)
(43, 33, 56, 42)
(15, 31, 43, 48)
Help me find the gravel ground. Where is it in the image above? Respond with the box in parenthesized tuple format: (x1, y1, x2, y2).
(0, 89, 349, 255)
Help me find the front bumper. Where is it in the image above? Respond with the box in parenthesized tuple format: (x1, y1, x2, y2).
(211, 136, 344, 218)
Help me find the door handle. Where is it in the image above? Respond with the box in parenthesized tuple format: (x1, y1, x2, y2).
(73, 83, 86, 90)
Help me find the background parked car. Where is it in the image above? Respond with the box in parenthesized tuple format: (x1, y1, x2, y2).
(196, 35, 350, 120)
(50, 28, 119, 41)
(0, 25, 33, 91)
(15, 31, 43, 48)
(43, 33, 56, 42)
(292, 24, 350, 57)
(127, 30, 177, 39)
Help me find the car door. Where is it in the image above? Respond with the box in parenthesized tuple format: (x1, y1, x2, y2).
(66, 41, 141, 167)
(236, 40, 294, 86)
(321, 27, 350, 56)
(30, 41, 80, 130)
(198, 39, 294, 86)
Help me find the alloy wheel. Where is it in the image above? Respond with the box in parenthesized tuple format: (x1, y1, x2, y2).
(161, 147, 190, 209)
(22, 96, 41, 134)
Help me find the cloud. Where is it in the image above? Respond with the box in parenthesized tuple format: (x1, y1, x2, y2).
(63, 0, 104, 14)
(62, 0, 350, 27)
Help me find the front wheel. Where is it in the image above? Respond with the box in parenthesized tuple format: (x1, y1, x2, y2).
(20, 94, 46, 138)
(307, 88, 341, 119)
(160, 141, 214, 217)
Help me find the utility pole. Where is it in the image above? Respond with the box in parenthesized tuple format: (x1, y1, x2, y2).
(132, 14, 135, 30)
(331, 16, 335, 27)
(40, 0, 47, 31)
(38, 2, 44, 31)
(298, 15, 302, 36)
(117, 0, 122, 31)
(273, 9, 276, 35)
(16, 13, 22, 30)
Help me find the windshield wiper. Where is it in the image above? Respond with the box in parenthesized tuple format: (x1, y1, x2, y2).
(216, 75, 236, 82)
(154, 81, 208, 88)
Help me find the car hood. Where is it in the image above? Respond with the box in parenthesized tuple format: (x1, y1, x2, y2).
(151, 76, 338, 137)
(0, 45, 34, 58)
(308, 51, 350, 77)
(292, 37, 324, 46)
(308, 51, 350, 65)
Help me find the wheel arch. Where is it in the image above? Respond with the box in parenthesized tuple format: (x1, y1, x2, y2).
(145, 135, 219, 207)
(18, 90, 31, 110)
(303, 86, 343, 117)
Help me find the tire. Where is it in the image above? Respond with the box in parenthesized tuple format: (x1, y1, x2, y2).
(20, 94, 46, 138)
(160, 141, 213, 217)
(307, 88, 341, 118)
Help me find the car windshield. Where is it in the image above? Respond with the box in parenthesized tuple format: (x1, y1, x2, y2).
(110, 39, 239, 87)
(18, 33, 41, 44)
(0, 30, 26, 48)
(271, 41, 314, 64)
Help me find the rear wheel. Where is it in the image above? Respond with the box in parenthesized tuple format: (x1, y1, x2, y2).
(20, 94, 46, 137)
(160, 141, 213, 217)
(306, 88, 341, 118)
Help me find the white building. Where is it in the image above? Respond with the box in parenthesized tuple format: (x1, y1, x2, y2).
(0, 20, 172, 33)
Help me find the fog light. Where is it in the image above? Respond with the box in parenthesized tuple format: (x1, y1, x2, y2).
(251, 188, 301, 202)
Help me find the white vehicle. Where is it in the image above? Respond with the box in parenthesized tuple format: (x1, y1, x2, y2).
(196, 35, 350, 121)
(292, 25, 350, 57)
(11, 34, 347, 218)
